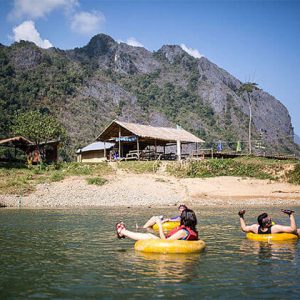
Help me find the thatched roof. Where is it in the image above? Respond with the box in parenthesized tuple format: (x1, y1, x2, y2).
(0, 137, 59, 148)
(97, 120, 204, 144)
(0, 136, 33, 146)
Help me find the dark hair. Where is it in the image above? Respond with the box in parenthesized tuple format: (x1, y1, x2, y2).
(178, 204, 188, 211)
(257, 213, 268, 227)
(180, 208, 197, 231)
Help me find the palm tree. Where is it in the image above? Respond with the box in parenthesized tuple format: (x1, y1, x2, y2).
(238, 82, 258, 154)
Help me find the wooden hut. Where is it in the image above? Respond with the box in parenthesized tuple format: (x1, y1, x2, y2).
(96, 120, 204, 160)
(0, 136, 59, 163)
(76, 141, 114, 163)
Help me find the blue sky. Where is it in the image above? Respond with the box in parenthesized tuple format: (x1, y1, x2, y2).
(0, 0, 299, 135)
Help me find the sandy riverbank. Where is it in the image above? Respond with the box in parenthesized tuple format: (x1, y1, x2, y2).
(1, 171, 300, 208)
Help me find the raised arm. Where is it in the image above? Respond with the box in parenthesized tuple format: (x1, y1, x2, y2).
(161, 216, 181, 223)
(238, 210, 257, 233)
(272, 210, 297, 233)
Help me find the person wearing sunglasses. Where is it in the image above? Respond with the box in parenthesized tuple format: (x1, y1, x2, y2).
(238, 209, 299, 235)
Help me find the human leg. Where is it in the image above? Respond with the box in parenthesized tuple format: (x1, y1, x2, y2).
(117, 222, 159, 240)
(122, 230, 159, 240)
(142, 216, 159, 228)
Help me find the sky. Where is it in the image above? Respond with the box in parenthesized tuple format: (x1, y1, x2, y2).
(0, 0, 299, 135)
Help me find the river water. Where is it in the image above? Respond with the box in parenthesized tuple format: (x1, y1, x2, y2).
(1, 207, 300, 299)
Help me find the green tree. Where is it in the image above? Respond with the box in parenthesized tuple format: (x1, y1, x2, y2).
(12, 111, 66, 161)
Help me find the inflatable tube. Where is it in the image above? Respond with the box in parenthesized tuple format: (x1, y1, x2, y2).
(246, 232, 299, 242)
(152, 221, 180, 231)
(134, 239, 206, 254)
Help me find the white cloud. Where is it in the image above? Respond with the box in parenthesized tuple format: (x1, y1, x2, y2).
(117, 37, 144, 48)
(180, 43, 203, 58)
(12, 20, 53, 48)
(125, 37, 144, 48)
(9, 0, 78, 20)
(70, 11, 105, 35)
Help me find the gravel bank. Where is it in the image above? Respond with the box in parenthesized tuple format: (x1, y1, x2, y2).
(1, 173, 300, 208)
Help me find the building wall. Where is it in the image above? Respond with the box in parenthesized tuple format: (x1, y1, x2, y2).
(77, 150, 107, 163)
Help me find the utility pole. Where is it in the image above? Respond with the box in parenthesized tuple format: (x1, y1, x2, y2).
(247, 91, 252, 155)
(238, 82, 258, 155)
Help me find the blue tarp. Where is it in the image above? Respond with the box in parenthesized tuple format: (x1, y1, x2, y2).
(115, 135, 137, 142)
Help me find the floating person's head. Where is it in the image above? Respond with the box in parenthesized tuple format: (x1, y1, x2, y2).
(180, 208, 197, 230)
(178, 204, 188, 213)
(257, 213, 272, 228)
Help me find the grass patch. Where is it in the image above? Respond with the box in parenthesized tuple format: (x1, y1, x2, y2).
(86, 177, 108, 185)
(50, 172, 65, 182)
(287, 163, 300, 185)
(0, 167, 35, 194)
(166, 157, 294, 180)
(63, 162, 113, 176)
(118, 161, 160, 173)
(0, 162, 114, 195)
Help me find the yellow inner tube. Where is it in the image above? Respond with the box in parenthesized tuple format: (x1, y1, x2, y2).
(152, 221, 180, 231)
(246, 232, 299, 242)
(134, 239, 206, 254)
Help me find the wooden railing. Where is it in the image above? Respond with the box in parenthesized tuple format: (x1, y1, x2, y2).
(189, 148, 214, 159)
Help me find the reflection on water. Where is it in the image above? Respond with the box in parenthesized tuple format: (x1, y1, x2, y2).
(240, 239, 298, 262)
(1, 207, 300, 299)
(133, 251, 201, 283)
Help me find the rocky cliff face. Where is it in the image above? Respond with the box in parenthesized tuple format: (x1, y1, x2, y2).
(0, 33, 298, 157)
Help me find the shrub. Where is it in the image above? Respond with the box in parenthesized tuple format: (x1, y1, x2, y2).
(287, 163, 300, 185)
(50, 172, 65, 182)
(86, 177, 108, 185)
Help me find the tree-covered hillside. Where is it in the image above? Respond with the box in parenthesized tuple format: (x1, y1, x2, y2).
(0, 34, 298, 159)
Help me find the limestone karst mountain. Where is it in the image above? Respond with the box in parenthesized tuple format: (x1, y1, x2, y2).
(0, 34, 298, 158)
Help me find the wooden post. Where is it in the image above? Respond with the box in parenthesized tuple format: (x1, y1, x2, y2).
(104, 141, 106, 160)
(155, 139, 157, 159)
(176, 140, 181, 161)
(118, 126, 121, 159)
(137, 137, 140, 160)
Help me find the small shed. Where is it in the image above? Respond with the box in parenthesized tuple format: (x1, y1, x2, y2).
(96, 120, 204, 160)
(76, 141, 114, 163)
(0, 136, 59, 164)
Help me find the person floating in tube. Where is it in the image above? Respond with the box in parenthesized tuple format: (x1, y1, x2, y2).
(139, 204, 188, 229)
(238, 209, 300, 235)
(116, 208, 198, 241)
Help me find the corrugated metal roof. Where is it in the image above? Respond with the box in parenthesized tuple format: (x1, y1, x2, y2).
(77, 141, 114, 153)
(102, 120, 205, 143)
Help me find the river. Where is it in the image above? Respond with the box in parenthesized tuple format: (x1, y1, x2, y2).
(1, 206, 300, 299)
